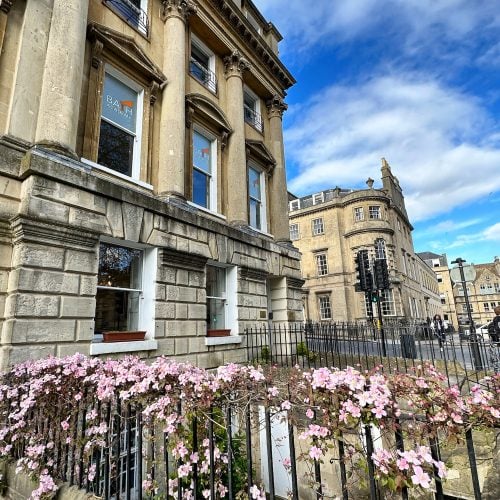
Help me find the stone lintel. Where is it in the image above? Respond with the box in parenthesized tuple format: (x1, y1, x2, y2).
(10, 216, 99, 249)
(161, 248, 208, 270)
(287, 277, 305, 290)
(240, 267, 268, 282)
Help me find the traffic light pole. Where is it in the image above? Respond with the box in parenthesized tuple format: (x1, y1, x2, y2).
(374, 289, 387, 357)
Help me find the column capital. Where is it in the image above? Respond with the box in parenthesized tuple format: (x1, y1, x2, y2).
(266, 94, 288, 119)
(0, 1, 13, 14)
(224, 50, 250, 79)
(161, 0, 197, 22)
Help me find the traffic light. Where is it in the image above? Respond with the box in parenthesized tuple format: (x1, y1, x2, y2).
(374, 259, 390, 290)
(354, 251, 373, 292)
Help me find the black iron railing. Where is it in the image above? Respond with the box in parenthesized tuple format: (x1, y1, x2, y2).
(244, 105, 263, 131)
(190, 58, 218, 93)
(104, 0, 149, 36)
(246, 321, 500, 390)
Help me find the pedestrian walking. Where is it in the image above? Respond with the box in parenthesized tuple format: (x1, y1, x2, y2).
(431, 314, 446, 349)
(489, 306, 500, 342)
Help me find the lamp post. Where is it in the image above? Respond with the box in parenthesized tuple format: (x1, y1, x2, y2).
(451, 257, 482, 370)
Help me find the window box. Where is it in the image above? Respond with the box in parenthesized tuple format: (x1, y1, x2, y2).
(206, 329, 231, 338)
(102, 330, 146, 343)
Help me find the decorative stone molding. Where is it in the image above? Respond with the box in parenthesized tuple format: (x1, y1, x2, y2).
(161, 0, 197, 22)
(185, 94, 233, 149)
(10, 216, 99, 249)
(287, 277, 305, 290)
(161, 248, 208, 270)
(224, 50, 250, 78)
(266, 94, 288, 119)
(206, 0, 294, 89)
(87, 24, 167, 86)
(245, 140, 276, 172)
(239, 267, 268, 282)
(0, 0, 13, 14)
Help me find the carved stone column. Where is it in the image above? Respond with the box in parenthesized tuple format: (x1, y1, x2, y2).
(34, 0, 89, 158)
(266, 95, 290, 242)
(0, 1, 13, 57)
(158, 0, 196, 200)
(224, 50, 250, 225)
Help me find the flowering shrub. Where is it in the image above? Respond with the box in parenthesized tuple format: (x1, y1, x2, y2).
(0, 355, 498, 499)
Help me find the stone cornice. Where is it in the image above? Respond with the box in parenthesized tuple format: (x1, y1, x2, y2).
(161, 248, 208, 270)
(10, 216, 99, 248)
(0, 0, 13, 14)
(239, 267, 268, 282)
(224, 50, 250, 78)
(287, 277, 305, 289)
(206, 0, 295, 89)
(161, 0, 197, 22)
(344, 227, 395, 238)
(266, 95, 288, 119)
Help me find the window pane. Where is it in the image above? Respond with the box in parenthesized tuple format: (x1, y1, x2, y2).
(207, 298, 225, 329)
(191, 44, 209, 68)
(193, 169, 209, 208)
(101, 73, 137, 133)
(95, 289, 140, 332)
(98, 243, 142, 289)
(206, 266, 226, 297)
(193, 131, 211, 173)
(98, 120, 134, 175)
(248, 167, 261, 200)
(249, 198, 261, 229)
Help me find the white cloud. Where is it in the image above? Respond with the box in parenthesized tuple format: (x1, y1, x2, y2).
(483, 223, 500, 241)
(284, 74, 500, 222)
(254, 0, 500, 54)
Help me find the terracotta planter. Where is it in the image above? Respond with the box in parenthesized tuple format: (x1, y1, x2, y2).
(102, 331, 146, 343)
(206, 329, 231, 338)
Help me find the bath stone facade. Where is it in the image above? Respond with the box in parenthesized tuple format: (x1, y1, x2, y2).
(0, 0, 303, 370)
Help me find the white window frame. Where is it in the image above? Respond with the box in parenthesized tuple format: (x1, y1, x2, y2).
(374, 239, 386, 260)
(105, 0, 149, 36)
(192, 125, 218, 213)
(248, 163, 267, 232)
(312, 192, 324, 205)
(484, 303, 490, 312)
(369, 205, 381, 219)
(312, 218, 324, 235)
(206, 263, 238, 334)
(243, 86, 263, 132)
(316, 253, 328, 276)
(381, 289, 396, 316)
(318, 295, 332, 320)
(289, 223, 299, 241)
(354, 207, 364, 221)
(94, 65, 144, 181)
(91, 238, 157, 355)
(190, 35, 216, 92)
(289, 199, 300, 211)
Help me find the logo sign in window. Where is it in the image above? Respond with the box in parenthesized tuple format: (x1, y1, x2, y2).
(102, 73, 137, 133)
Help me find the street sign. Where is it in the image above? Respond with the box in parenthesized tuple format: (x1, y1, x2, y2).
(450, 264, 476, 283)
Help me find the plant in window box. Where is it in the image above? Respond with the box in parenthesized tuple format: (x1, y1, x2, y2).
(102, 330, 146, 343)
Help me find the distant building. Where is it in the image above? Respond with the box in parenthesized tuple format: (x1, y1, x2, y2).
(453, 257, 500, 327)
(289, 159, 442, 322)
(418, 252, 458, 327)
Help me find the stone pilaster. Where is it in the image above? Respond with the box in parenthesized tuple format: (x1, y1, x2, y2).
(34, 0, 89, 158)
(0, 1, 13, 56)
(157, 0, 196, 200)
(224, 50, 250, 226)
(266, 95, 290, 242)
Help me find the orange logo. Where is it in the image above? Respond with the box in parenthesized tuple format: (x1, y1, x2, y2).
(120, 100, 134, 111)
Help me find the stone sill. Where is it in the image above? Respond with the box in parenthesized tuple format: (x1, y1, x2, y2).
(205, 335, 243, 346)
(90, 339, 158, 355)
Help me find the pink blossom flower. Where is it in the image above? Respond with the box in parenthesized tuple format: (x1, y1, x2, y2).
(411, 466, 431, 488)
(309, 446, 323, 460)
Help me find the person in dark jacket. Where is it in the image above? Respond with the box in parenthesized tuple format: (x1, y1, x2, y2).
(490, 306, 500, 342)
(431, 314, 446, 348)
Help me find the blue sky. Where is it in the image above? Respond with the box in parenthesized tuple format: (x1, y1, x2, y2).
(254, 0, 500, 265)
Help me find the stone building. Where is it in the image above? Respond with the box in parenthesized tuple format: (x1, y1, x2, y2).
(0, 0, 303, 370)
(452, 258, 500, 327)
(289, 160, 442, 322)
(418, 252, 459, 327)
